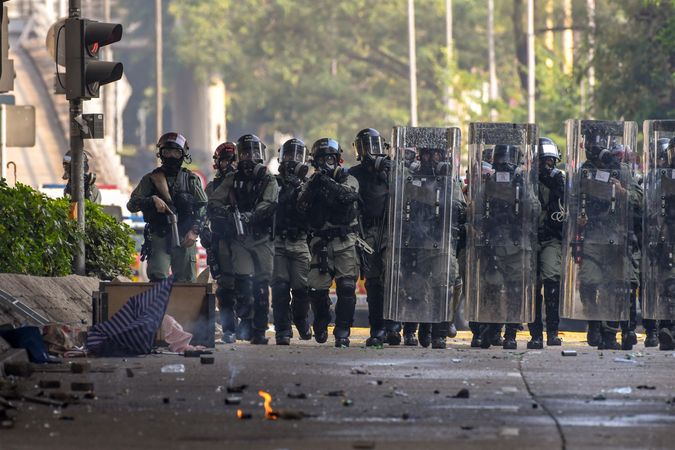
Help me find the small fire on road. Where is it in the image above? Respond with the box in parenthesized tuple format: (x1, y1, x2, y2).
(258, 390, 279, 420)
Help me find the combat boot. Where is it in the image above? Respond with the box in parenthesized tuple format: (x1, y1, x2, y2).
(418, 324, 432, 348)
(503, 327, 518, 350)
(386, 331, 402, 346)
(431, 337, 446, 349)
(447, 323, 458, 338)
(404, 334, 418, 346)
(527, 336, 543, 349)
(546, 331, 562, 346)
(314, 329, 328, 344)
(335, 337, 350, 348)
(644, 330, 659, 347)
(296, 325, 312, 341)
(598, 332, 620, 350)
(658, 328, 675, 351)
(587, 321, 601, 347)
(365, 336, 384, 347)
(470, 334, 482, 348)
(250, 333, 269, 345)
(479, 325, 494, 349)
(490, 329, 504, 346)
(276, 336, 291, 346)
(621, 331, 637, 350)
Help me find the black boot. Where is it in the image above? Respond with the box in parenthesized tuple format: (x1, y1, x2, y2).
(546, 331, 562, 346)
(587, 321, 601, 347)
(291, 288, 312, 340)
(527, 335, 543, 349)
(621, 331, 637, 350)
(250, 331, 269, 345)
(386, 330, 401, 346)
(644, 329, 659, 347)
(252, 282, 270, 343)
(431, 337, 447, 349)
(598, 332, 620, 350)
(659, 328, 675, 351)
(334, 278, 357, 347)
(276, 335, 291, 345)
(272, 282, 293, 344)
(418, 323, 432, 348)
(309, 290, 331, 344)
(470, 334, 482, 348)
(403, 323, 418, 346)
(503, 325, 518, 350)
(365, 336, 384, 347)
(490, 325, 504, 346)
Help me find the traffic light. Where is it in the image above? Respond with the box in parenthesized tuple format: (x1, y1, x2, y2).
(65, 18, 123, 101)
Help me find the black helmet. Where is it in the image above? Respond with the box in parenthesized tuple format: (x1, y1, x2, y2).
(237, 134, 266, 163)
(279, 138, 307, 163)
(311, 138, 342, 168)
(353, 128, 386, 161)
(493, 144, 521, 166)
(538, 137, 560, 161)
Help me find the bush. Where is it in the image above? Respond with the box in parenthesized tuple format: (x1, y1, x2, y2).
(0, 180, 135, 279)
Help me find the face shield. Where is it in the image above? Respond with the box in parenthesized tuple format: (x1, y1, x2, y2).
(279, 141, 309, 178)
(492, 145, 520, 167)
(355, 134, 386, 159)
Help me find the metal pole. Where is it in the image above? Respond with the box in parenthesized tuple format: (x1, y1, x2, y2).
(155, 0, 163, 140)
(445, 0, 453, 124)
(527, 0, 535, 123)
(407, 0, 418, 126)
(488, 0, 498, 121)
(0, 105, 6, 181)
(586, 0, 596, 118)
(69, 0, 85, 275)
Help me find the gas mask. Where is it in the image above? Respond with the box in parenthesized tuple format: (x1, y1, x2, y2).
(239, 159, 267, 179)
(280, 160, 309, 179)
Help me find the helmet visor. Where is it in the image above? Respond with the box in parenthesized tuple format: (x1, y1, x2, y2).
(280, 142, 306, 163)
(355, 135, 385, 157)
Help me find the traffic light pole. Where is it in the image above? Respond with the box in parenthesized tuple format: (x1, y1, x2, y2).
(69, 0, 85, 275)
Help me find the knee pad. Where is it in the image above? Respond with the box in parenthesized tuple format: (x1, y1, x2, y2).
(235, 276, 254, 299)
(271, 282, 291, 300)
(336, 278, 356, 298)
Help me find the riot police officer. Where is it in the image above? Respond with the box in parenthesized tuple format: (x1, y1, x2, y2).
(349, 128, 401, 347)
(208, 134, 279, 344)
(527, 137, 565, 349)
(204, 142, 239, 343)
(271, 138, 312, 345)
(62, 150, 101, 204)
(297, 138, 361, 347)
(127, 132, 207, 282)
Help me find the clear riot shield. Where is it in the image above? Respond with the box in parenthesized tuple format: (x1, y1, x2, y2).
(561, 119, 637, 321)
(465, 123, 539, 324)
(383, 127, 460, 323)
(642, 120, 675, 320)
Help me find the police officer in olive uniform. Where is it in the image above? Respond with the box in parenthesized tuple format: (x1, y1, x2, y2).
(63, 150, 101, 204)
(203, 142, 239, 343)
(127, 132, 207, 282)
(208, 134, 279, 345)
(271, 138, 312, 345)
(349, 128, 402, 347)
(298, 138, 361, 348)
(527, 138, 565, 349)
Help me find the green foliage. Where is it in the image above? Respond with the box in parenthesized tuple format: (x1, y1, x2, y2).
(83, 201, 136, 280)
(0, 180, 135, 279)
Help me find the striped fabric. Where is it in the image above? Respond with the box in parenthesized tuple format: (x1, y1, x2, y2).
(87, 276, 175, 356)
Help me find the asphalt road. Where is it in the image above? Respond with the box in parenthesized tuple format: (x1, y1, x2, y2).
(2, 330, 674, 450)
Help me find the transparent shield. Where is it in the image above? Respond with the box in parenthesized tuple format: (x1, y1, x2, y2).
(642, 120, 675, 320)
(384, 127, 460, 323)
(464, 122, 539, 323)
(561, 119, 637, 321)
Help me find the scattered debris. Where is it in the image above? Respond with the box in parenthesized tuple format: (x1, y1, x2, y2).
(184, 349, 212, 358)
(71, 382, 94, 392)
(352, 441, 376, 449)
(453, 388, 470, 399)
(636, 385, 656, 390)
(451, 358, 462, 363)
(613, 358, 638, 364)
(58, 416, 75, 421)
(49, 391, 78, 402)
(21, 395, 66, 408)
(350, 367, 369, 375)
(326, 390, 345, 397)
(236, 409, 252, 420)
(226, 384, 248, 393)
(499, 427, 520, 437)
(38, 380, 61, 389)
(610, 387, 632, 395)
(593, 394, 606, 401)
(224, 397, 241, 405)
(160, 364, 186, 374)
(342, 399, 353, 407)
(126, 368, 134, 378)
(460, 425, 474, 430)
(200, 355, 215, 365)
(561, 350, 577, 356)
(287, 392, 307, 399)
(393, 390, 408, 397)
(401, 412, 410, 420)
(162, 397, 170, 404)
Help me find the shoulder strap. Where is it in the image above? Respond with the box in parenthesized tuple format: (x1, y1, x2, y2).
(149, 169, 172, 204)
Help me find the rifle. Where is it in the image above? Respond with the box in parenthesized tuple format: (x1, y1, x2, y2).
(149, 170, 181, 249)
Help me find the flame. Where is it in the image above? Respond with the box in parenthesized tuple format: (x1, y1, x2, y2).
(236, 409, 244, 419)
(258, 390, 278, 420)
